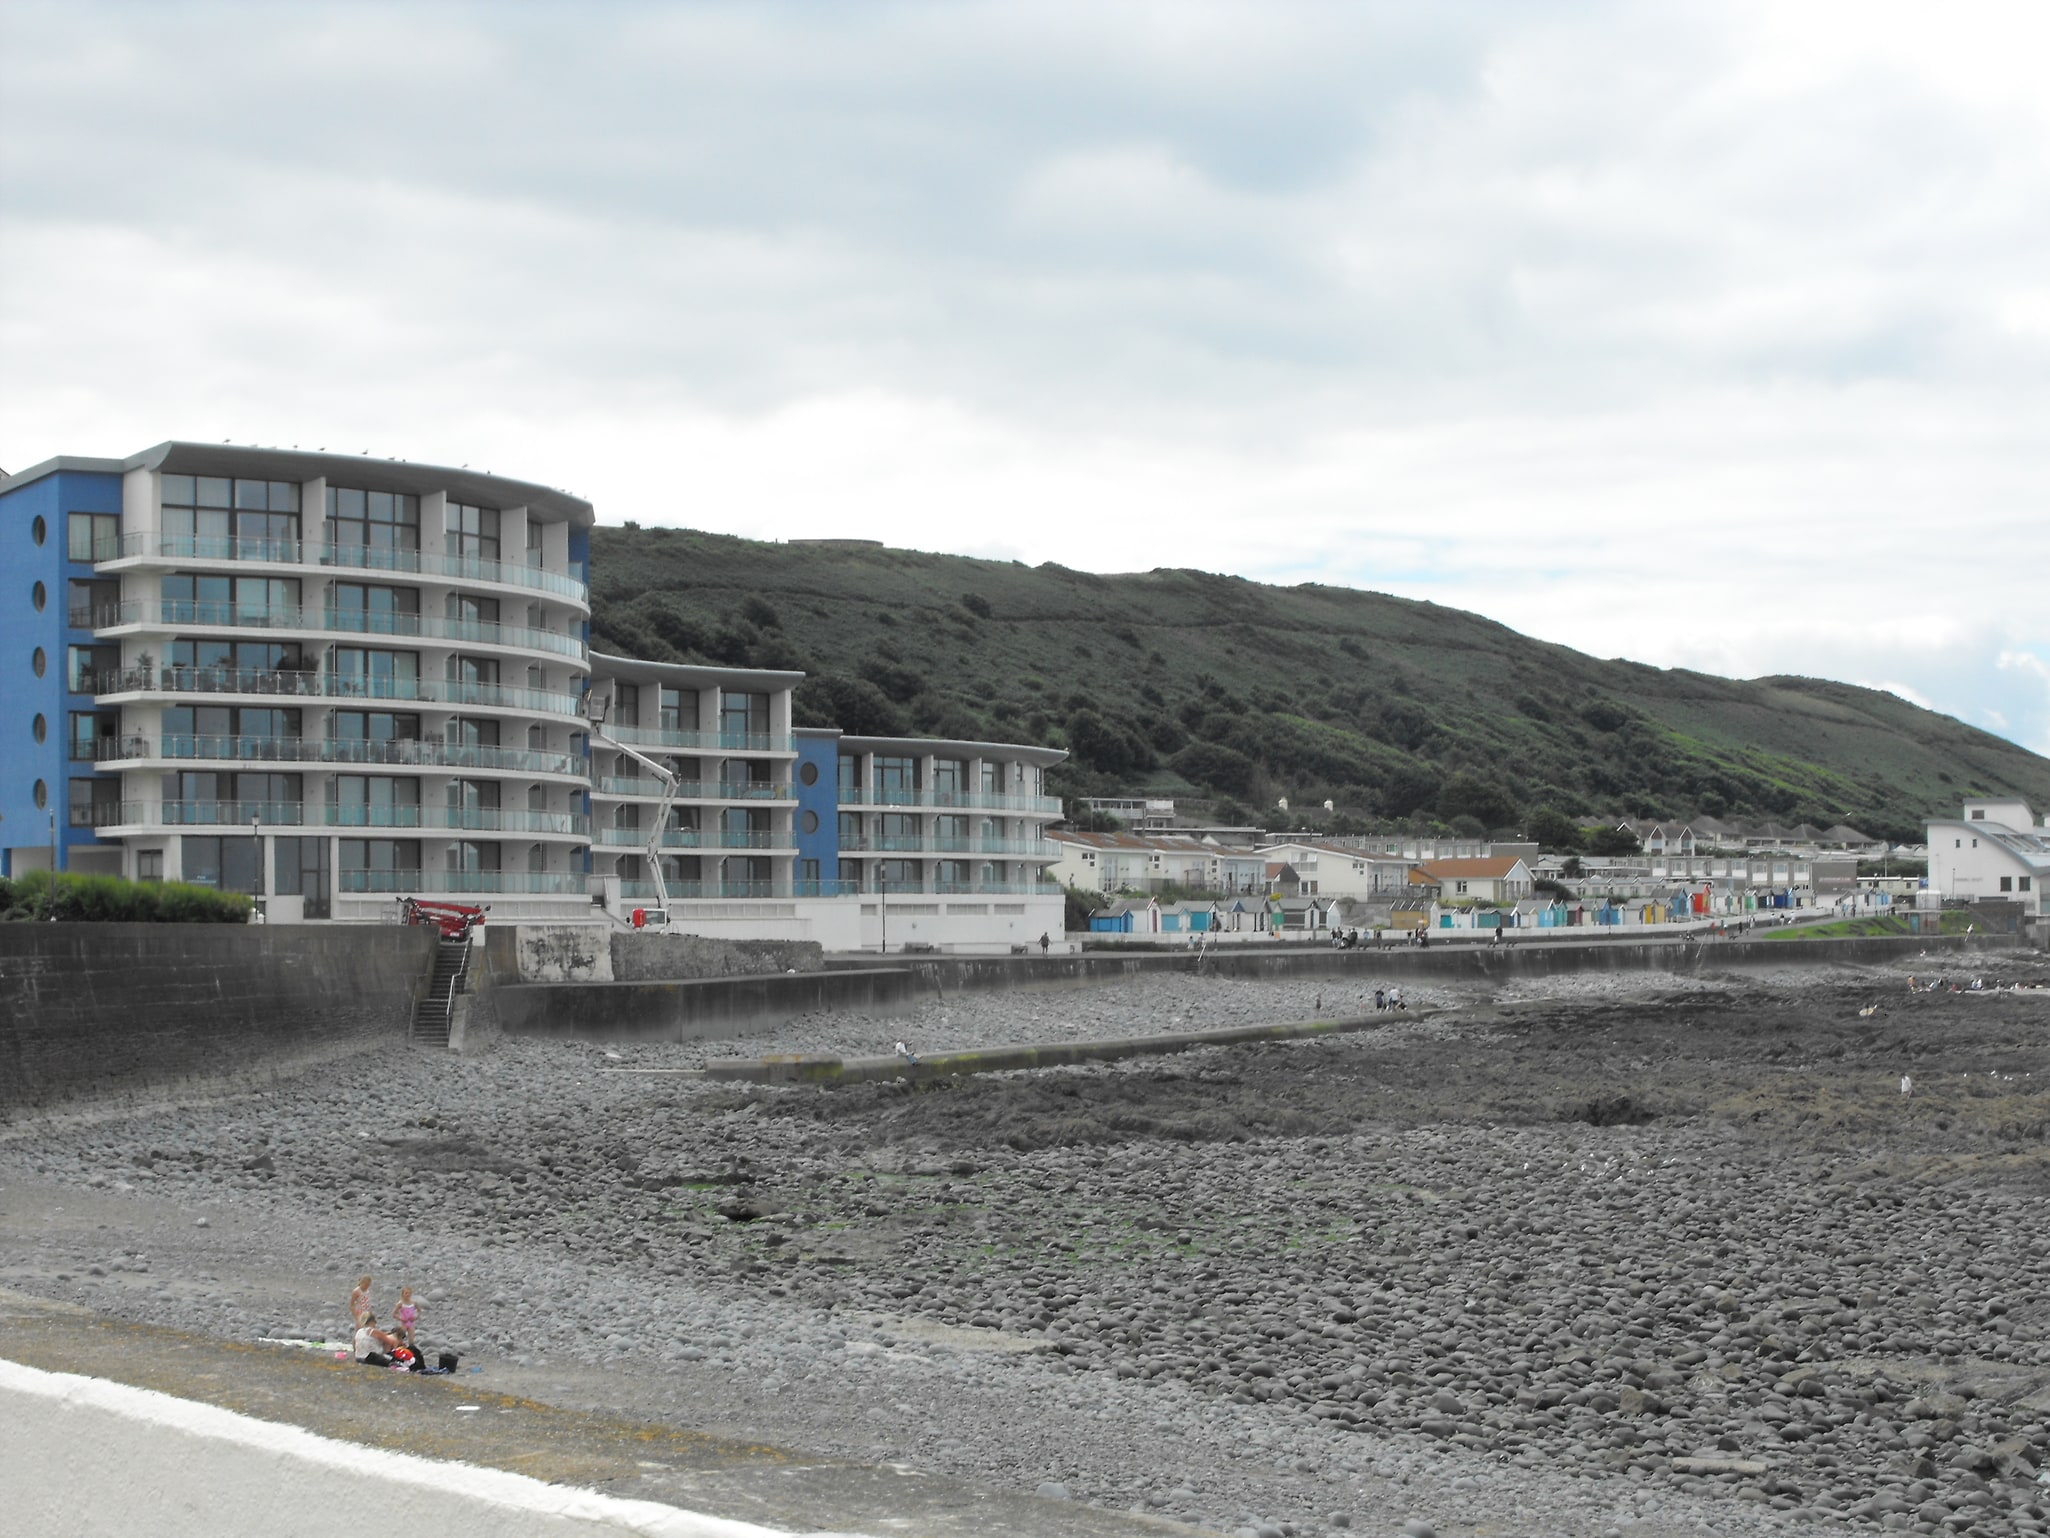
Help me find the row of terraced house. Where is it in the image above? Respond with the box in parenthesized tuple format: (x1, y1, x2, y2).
(0, 444, 1066, 951)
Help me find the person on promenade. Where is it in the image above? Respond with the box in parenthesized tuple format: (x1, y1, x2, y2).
(349, 1274, 374, 1328)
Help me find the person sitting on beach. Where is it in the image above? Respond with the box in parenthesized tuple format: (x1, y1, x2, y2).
(354, 1315, 401, 1367)
(894, 1039, 919, 1066)
(349, 1274, 374, 1328)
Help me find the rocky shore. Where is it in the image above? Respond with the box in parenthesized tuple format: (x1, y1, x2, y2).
(3, 956, 2046, 1537)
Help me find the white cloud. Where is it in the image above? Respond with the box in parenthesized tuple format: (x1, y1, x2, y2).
(1, 0, 2045, 771)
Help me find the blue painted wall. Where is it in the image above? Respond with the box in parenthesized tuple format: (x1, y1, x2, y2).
(0, 468, 122, 874)
(793, 727, 841, 891)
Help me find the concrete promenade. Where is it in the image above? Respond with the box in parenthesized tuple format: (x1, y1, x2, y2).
(0, 1290, 1198, 1538)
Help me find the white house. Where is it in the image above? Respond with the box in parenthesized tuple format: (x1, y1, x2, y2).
(1416, 856, 1534, 904)
(1927, 799, 2049, 917)
(1252, 839, 1416, 901)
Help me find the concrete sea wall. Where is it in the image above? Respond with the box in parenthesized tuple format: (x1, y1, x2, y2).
(0, 923, 436, 1111)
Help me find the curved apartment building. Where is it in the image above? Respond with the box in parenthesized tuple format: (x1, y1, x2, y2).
(3, 444, 1066, 949)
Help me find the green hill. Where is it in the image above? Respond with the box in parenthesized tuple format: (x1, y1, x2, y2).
(586, 527, 2050, 846)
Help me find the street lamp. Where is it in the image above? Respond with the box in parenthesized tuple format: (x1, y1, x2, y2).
(250, 810, 265, 916)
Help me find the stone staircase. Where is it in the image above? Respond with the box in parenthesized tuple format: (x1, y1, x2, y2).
(410, 936, 471, 1048)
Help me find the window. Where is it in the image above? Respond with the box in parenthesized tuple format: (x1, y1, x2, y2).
(331, 775, 421, 826)
(448, 654, 499, 687)
(67, 511, 119, 563)
(880, 811, 920, 848)
(32, 647, 46, 677)
(447, 592, 499, 631)
(525, 520, 545, 568)
(331, 647, 420, 699)
(720, 691, 768, 744)
(67, 645, 119, 694)
(162, 572, 300, 626)
(136, 850, 163, 882)
(69, 711, 108, 762)
(338, 838, 422, 882)
(800, 809, 819, 835)
(1970, 809, 1985, 820)
(33, 779, 47, 809)
(448, 778, 501, 827)
(2000, 876, 2013, 892)
(839, 811, 862, 847)
(936, 815, 968, 849)
(445, 502, 500, 562)
(32, 714, 46, 743)
(68, 579, 119, 628)
(32, 515, 46, 545)
(933, 759, 967, 794)
(2021, 877, 2033, 892)
(614, 683, 640, 728)
(798, 759, 819, 787)
(161, 475, 299, 559)
(69, 777, 120, 828)
(451, 840, 501, 872)
(878, 858, 921, 891)
(937, 860, 969, 890)
(325, 487, 420, 564)
(31, 581, 44, 612)
(448, 717, 500, 749)
(163, 771, 301, 824)
(873, 755, 916, 795)
(181, 835, 260, 892)
(660, 686, 691, 731)
(330, 583, 420, 635)
(330, 711, 420, 750)
(838, 755, 862, 798)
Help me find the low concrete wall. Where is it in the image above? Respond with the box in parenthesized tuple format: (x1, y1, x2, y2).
(0, 1358, 825, 1538)
(481, 932, 2013, 1046)
(610, 932, 825, 982)
(0, 923, 437, 1111)
(492, 968, 919, 1044)
(705, 1012, 1403, 1086)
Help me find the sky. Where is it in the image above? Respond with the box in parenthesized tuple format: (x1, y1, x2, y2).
(4, 0, 2046, 757)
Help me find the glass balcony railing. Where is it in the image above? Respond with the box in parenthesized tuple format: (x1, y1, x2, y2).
(605, 724, 794, 755)
(836, 786, 1062, 814)
(596, 827, 786, 849)
(90, 601, 586, 660)
(338, 869, 590, 895)
(103, 802, 589, 835)
(837, 839, 1054, 857)
(100, 533, 591, 605)
(91, 664, 585, 717)
(594, 776, 792, 801)
(617, 879, 804, 901)
(96, 735, 582, 776)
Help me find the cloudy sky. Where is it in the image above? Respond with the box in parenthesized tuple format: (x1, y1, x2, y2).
(5, 1, 2045, 755)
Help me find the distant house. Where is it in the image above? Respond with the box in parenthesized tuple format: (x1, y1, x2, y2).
(1416, 856, 1533, 905)
(1927, 799, 2049, 918)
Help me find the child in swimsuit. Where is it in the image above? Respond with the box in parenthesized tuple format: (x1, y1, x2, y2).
(349, 1275, 374, 1328)
(394, 1287, 421, 1347)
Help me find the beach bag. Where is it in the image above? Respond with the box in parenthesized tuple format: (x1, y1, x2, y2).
(438, 1352, 460, 1372)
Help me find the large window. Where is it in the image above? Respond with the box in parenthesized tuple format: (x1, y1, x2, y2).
(659, 686, 692, 731)
(448, 716, 500, 749)
(448, 654, 498, 686)
(873, 755, 917, 795)
(613, 682, 640, 728)
(161, 475, 299, 560)
(331, 583, 420, 635)
(838, 755, 862, 799)
(162, 573, 300, 626)
(525, 520, 545, 568)
(331, 647, 420, 699)
(330, 710, 420, 745)
(448, 778, 500, 827)
(163, 771, 302, 824)
(933, 759, 967, 794)
(446, 593, 499, 633)
(67, 511, 120, 564)
(66, 645, 120, 694)
(331, 774, 421, 826)
(325, 487, 420, 564)
(163, 705, 301, 755)
(445, 502, 500, 562)
(68, 578, 120, 628)
(720, 691, 769, 743)
(880, 811, 920, 849)
(338, 838, 422, 885)
(838, 811, 862, 848)
(181, 834, 262, 892)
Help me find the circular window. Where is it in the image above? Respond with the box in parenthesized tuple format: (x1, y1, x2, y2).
(799, 761, 819, 786)
(33, 714, 46, 743)
(32, 647, 47, 677)
(32, 581, 46, 611)
(32, 515, 46, 546)
(801, 809, 819, 835)
(33, 780, 48, 810)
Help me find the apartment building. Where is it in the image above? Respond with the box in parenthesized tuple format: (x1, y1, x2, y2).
(2, 444, 1066, 950)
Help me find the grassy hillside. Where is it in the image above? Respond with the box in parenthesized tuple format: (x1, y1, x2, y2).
(586, 527, 2050, 846)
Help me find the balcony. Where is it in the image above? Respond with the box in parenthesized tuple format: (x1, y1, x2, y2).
(99, 533, 590, 605)
(594, 775, 792, 801)
(618, 879, 813, 901)
(597, 827, 785, 850)
(338, 869, 590, 895)
(91, 664, 585, 717)
(102, 801, 590, 835)
(96, 734, 582, 777)
(89, 601, 587, 660)
(838, 838, 1053, 857)
(836, 787, 1062, 815)
(605, 724, 794, 755)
